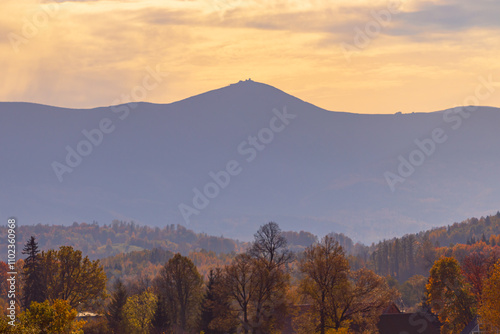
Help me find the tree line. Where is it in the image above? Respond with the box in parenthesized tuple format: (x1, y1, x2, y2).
(3, 213, 500, 333)
(4, 212, 499, 283)
(1, 222, 396, 333)
(364, 212, 500, 282)
(0, 221, 244, 259)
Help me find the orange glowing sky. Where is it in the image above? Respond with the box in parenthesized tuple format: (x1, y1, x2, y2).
(1, 0, 500, 114)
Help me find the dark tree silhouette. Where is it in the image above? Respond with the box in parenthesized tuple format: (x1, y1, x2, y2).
(199, 268, 237, 334)
(249, 221, 293, 268)
(21, 236, 45, 309)
(155, 253, 203, 332)
(226, 222, 292, 333)
(151, 294, 170, 334)
(106, 279, 128, 334)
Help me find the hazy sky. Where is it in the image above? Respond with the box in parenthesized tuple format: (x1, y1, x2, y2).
(1, 0, 500, 114)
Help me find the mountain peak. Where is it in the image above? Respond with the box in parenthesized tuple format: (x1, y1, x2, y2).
(232, 78, 256, 85)
(175, 79, 299, 109)
(227, 78, 279, 92)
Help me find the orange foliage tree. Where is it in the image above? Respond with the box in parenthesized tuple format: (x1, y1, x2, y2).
(479, 259, 500, 330)
(426, 257, 475, 334)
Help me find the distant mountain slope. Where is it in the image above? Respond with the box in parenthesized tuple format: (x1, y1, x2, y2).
(4, 213, 500, 286)
(1, 80, 500, 242)
(0, 220, 315, 260)
(0, 221, 244, 260)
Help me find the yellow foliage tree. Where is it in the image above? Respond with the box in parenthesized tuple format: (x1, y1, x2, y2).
(123, 289, 157, 334)
(18, 299, 84, 333)
(0, 315, 16, 333)
(40, 246, 107, 309)
(426, 257, 475, 334)
(479, 259, 500, 330)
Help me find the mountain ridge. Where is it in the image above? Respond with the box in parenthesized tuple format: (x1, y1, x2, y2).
(6, 80, 498, 115)
(1, 82, 500, 243)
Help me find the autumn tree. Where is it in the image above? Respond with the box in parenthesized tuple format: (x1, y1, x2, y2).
(106, 279, 128, 334)
(0, 263, 10, 320)
(155, 253, 203, 333)
(461, 251, 500, 304)
(248, 221, 293, 267)
(18, 299, 84, 334)
(123, 289, 157, 334)
(299, 236, 394, 333)
(247, 222, 291, 332)
(200, 269, 219, 332)
(339, 268, 395, 332)
(224, 253, 255, 333)
(426, 257, 475, 334)
(39, 246, 107, 309)
(199, 268, 238, 334)
(400, 274, 427, 310)
(418, 235, 438, 274)
(224, 222, 291, 333)
(479, 259, 500, 330)
(151, 294, 170, 334)
(0, 262, 9, 301)
(248, 259, 290, 332)
(21, 236, 45, 309)
(0, 314, 15, 333)
(299, 236, 350, 334)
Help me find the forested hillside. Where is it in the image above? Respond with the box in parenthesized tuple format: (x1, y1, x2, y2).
(101, 247, 236, 288)
(3, 214, 500, 333)
(367, 211, 500, 282)
(0, 221, 244, 259)
(3, 212, 500, 281)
